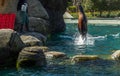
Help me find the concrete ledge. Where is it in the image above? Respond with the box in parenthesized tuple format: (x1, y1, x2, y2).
(64, 19, 120, 25)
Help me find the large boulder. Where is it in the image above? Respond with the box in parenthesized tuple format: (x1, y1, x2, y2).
(40, 0, 68, 33)
(17, 46, 47, 68)
(20, 32, 47, 47)
(0, 0, 18, 13)
(0, 29, 24, 52)
(28, 0, 49, 19)
(28, 0, 50, 35)
(0, 29, 24, 67)
(111, 50, 120, 61)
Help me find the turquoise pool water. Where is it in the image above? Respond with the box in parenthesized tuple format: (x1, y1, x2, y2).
(47, 24, 120, 56)
(0, 23, 120, 76)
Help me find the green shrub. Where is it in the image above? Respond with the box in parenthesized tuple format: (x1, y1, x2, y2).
(69, 10, 120, 18)
(68, 6, 77, 13)
(117, 13, 120, 17)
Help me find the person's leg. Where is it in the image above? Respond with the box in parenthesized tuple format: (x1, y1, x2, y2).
(20, 24, 23, 32)
(18, 11, 24, 33)
(25, 12, 29, 31)
(25, 23, 29, 31)
(20, 11, 26, 32)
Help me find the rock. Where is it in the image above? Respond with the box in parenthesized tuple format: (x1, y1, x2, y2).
(20, 32, 47, 47)
(0, 0, 18, 13)
(45, 51, 67, 59)
(71, 55, 100, 64)
(0, 29, 24, 67)
(63, 12, 74, 19)
(46, 9, 66, 33)
(111, 50, 120, 61)
(29, 17, 49, 35)
(32, 46, 50, 53)
(17, 46, 47, 68)
(40, 0, 68, 33)
(0, 29, 24, 52)
(28, 0, 49, 19)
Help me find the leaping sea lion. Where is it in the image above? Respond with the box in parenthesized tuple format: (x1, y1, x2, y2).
(78, 5, 87, 39)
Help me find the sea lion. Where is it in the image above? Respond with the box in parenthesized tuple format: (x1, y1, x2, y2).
(78, 5, 87, 39)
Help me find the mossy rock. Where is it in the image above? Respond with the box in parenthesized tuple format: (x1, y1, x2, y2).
(17, 46, 48, 69)
(71, 55, 100, 64)
(17, 59, 38, 69)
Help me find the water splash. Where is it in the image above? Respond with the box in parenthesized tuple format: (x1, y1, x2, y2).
(93, 35, 107, 40)
(74, 34, 86, 45)
(59, 35, 73, 40)
(111, 33, 120, 38)
(74, 32, 120, 46)
(74, 33, 95, 46)
(58, 32, 119, 47)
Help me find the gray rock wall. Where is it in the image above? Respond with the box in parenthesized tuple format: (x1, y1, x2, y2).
(28, 0, 49, 19)
(40, 0, 68, 33)
(28, 17, 49, 35)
